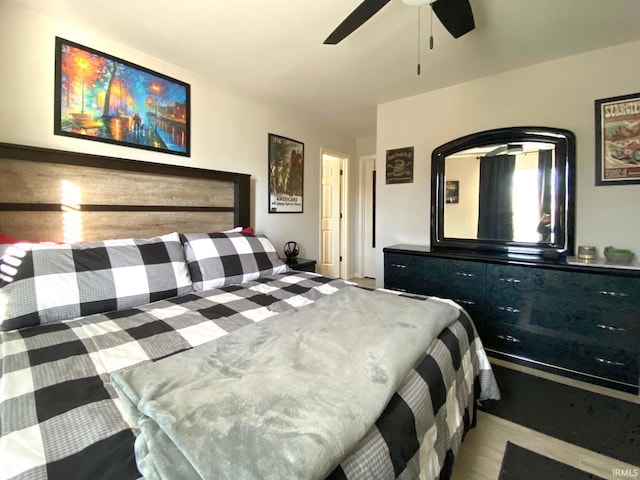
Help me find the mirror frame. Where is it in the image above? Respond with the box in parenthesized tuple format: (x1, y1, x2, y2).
(431, 126, 576, 257)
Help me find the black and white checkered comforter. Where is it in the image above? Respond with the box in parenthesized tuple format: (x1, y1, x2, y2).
(0, 272, 499, 480)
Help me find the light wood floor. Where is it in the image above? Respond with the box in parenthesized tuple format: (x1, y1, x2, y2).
(451, 358, 640, 480)
(349, 276, 376, 288)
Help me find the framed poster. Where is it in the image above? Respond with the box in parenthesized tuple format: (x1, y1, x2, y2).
(386, 147, 414, 184)
(54, 37, 190, 156)
(268, 133, 304, 213)
(595, 92, 640, 185)
(446, 180, 459, 203)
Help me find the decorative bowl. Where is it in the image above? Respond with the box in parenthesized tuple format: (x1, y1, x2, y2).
(604, 250, 634, 264)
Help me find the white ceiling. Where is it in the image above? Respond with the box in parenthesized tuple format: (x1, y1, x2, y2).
(9, 0, 640, 138)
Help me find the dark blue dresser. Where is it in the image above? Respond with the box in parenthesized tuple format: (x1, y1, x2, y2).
(384, 244, 640, 394)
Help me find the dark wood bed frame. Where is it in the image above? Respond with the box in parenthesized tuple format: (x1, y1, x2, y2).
(0, 142, 251, 242)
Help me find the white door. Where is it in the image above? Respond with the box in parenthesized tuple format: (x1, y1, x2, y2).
(363, 157, 376, 278)
(321, 156, 341, 277)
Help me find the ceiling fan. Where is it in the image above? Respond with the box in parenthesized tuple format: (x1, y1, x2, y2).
(323, 0, 475, 45)
(485, 144, 524, 157)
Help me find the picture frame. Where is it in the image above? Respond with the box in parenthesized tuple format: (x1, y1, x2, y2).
(446, 180, 459, 203)
(268, 133, 304, 213)
(54, 37, 190, 156)
(385, 147, 414, 184)
(595, 92, 640, 185)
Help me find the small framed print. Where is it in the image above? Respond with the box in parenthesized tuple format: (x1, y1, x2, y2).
(446, 180, 459, 203)
(386, 147, 414, 184)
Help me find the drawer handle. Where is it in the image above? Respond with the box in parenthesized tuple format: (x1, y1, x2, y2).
(598, 290, 629, 297)
(596, 324, 627, 332)
(594, 357, 625, 367)
(498, 306, 521, 313)
(454, 299, 476, 305)
(391, 263, 407, 269)
(455, 272, 475, 277)
(496, 334, 521, 343)
(499, 277, 521, 284)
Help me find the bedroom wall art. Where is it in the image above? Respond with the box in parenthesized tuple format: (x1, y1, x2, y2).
(385, 146, 414, 184)
(268, 133, 304, 213)
(54, 37, 191, 156)
(595, 92, 640, 185)
(445, 180, 459, 203)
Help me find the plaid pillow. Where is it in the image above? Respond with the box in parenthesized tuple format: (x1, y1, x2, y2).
(0, 232, 193, 331)
(180, 232, 288, 291)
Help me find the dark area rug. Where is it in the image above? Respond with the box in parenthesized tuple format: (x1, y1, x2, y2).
(499, 442, 605, 480)
(480, 364, 640, 466)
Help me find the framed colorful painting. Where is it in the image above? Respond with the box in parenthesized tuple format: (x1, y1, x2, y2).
(54, 37, 190, 156)
(595, 92, 640, 185)
(268, 133, 304, 213)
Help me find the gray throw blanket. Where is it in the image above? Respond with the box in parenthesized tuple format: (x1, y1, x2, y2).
(111, 287, 459, 480)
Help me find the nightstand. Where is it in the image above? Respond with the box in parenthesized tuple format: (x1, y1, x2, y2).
(284, 257, 316, 273)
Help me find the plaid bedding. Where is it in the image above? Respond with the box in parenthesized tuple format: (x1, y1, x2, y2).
(0, 232, 192, 331)
(180, 232, 287, 290)
(0, 272, 498, 480)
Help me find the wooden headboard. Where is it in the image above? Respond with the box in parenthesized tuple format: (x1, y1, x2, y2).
(0, 143, 250, 242)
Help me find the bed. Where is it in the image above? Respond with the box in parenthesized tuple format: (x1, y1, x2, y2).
(0, 143, 499, 480)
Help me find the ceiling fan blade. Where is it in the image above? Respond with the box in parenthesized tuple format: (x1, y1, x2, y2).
(431, 0, 475, 39)
(485, 145, 507, 157)
(323, 0, 391, 45)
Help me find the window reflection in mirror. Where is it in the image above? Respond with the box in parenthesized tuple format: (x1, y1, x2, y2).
(443, 142, 556, 243)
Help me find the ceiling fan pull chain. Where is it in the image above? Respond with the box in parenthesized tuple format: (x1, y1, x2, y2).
(429, 3, 434, 50)
(417, 6, 421, 75)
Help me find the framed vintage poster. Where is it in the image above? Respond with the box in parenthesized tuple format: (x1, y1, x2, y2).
(54, 37, 190, 156)
(385, 147, 414, 184)
(595, 92, 640, 185)
(268, 133, 304, 213)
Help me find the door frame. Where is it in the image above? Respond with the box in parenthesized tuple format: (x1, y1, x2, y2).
(319, 148, 349, 279)
(358, 154, 376, 279)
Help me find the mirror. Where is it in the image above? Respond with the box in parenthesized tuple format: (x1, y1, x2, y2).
(431, 127, 576, 257)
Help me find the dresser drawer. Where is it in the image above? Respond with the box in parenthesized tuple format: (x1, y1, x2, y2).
(385, 253, 485, 297)
(484, 300, 638, 338)
(422, 258, 485, 307)
(486, 264, 581, 308)
(532, 305, 639, 340)
(478, 321, 639, 386)
(573, 272, 640, 298)
(577, 284, 640, 318)
(487, 264, 567, 292)
(384, 252, 424, 293)
(576, 343, 639, 385)
(477, 321, 562, 368)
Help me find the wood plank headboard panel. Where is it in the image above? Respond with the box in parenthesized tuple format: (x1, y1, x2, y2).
(0, 143, 251, 242)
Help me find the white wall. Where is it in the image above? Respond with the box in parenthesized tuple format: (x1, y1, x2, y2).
(376, 40, 640, 284)
(0, 3, 356, 262)
(356, 135, 376, 159)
